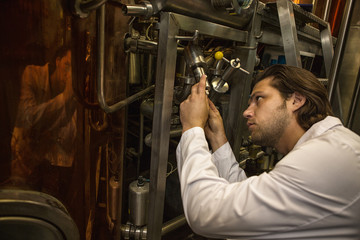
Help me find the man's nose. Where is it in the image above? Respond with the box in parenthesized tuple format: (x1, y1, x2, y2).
(243, 106, 253, 119)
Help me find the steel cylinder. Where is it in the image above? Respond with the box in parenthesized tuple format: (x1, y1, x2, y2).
(184, 45, 207, 71)
(129, 177, 149, 226)
(129, 53, 141, 85)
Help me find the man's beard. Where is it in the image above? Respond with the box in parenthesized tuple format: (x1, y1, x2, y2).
(251, 101, 290, 147)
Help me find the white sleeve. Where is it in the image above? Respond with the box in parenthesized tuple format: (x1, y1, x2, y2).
(175, 127, 342, 239)
(211, 142, 247, 183)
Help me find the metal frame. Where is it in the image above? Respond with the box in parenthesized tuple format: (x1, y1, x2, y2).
(276, 0, 302, 68)
(263, 0, 335, 75)
(273, 0, 342, 121)
(320, 22, 334, 77)
(147, 12, 248, 240)
(147, 12, 179, 240)
(226, 0, 262, 158)
(328, 0, 355, 108)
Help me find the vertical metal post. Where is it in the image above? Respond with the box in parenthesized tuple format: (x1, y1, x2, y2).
(226, 1, 261, 159)
(328, 0, 354, 104)
(347, 68, 360, 129)
(320, 23, 334, 77)
(277, 0, 302, 68)
(147, 12, 179, 240)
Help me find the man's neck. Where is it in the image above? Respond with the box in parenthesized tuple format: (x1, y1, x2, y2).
(275, 121, 305, 155)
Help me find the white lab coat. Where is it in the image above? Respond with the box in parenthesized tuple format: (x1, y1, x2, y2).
(176, 116, 360, 239)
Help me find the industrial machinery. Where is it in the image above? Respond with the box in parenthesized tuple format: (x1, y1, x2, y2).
(1, 0, 359, 239)
(72, 0, 337, 239)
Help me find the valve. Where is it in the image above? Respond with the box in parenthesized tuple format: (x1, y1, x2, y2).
(183, 43, 211, 95)
(211, 51, 249, 94)
(214, 51, 249, 74)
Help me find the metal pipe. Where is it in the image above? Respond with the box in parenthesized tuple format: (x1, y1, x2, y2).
(183, 44, 210, 93)
(97, 5, 106, 109)
(138, 113, 144, 178)
(145, 128, 183, 147)
(123, 5, 147, 15)
(323, 0, 332, 21)
(73, 0, 107, 17)
(120, 215, 187, 239)
(124, 37, 184, 55)
(96, 5, 155, 113)
(175, 83, 193, 104)
(145, 54, 155, 87)
(122, 1, 154, 18)
(161, 214, 187, 236)
(81, 0, 107, 12)
(107, 85, 155, 113)
(214, 59, 225, 76)
(327, 0, 354, 106)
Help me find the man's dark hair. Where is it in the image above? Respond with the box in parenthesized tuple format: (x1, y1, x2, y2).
(255, 64, 334, 130)
(48, 46, 70, 75)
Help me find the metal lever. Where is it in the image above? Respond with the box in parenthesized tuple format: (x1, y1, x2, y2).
(224, 58, 250, 75)
(215, 51, 250, 75)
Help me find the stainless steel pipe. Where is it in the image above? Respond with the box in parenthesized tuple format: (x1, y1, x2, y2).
(122, 1, 154, 18)
(161, 214, 187, 236)
(96, 5, 155, 113)
(120, 215, 187, 239)
(81, 0, 107, 12)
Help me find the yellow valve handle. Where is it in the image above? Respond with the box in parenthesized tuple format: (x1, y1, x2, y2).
(214, 51, 224, 61)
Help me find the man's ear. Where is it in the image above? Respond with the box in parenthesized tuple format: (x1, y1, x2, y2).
(290, 92, 306, 112)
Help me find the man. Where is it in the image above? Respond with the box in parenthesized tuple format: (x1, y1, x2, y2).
(10, 47, 77, 194)
(176, 65, 360, 239)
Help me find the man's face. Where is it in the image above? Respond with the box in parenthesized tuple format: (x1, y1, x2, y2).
(243, 77, 291, 147)
(55, 50, 72, 91)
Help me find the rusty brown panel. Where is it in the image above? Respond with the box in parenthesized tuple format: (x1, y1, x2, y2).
(0, 1, 97, 239)
(0, 0, 72, 184)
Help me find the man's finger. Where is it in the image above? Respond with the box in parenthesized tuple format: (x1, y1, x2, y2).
(191, 82, 199, 95)
(198, 75, 207, 94)
(208, 99, 217, 111)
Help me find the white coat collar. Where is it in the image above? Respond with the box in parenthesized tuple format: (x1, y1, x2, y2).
(294, 116, 343, 149)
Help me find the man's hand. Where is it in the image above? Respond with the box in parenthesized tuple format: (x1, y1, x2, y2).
(205, 100, 227, 152)
(180, 75, 209, 133)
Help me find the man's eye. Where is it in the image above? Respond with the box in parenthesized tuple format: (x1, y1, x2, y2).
(255, 96, 263, 101)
